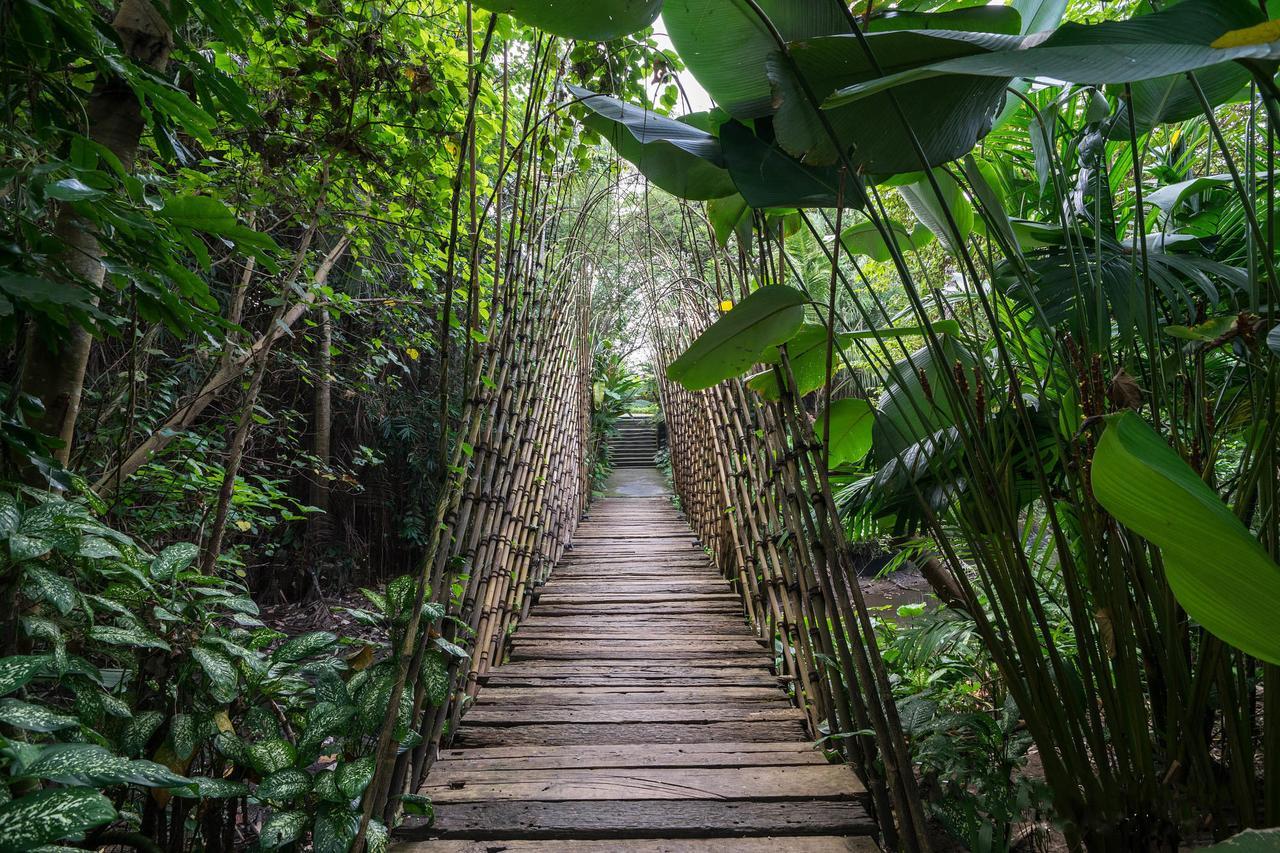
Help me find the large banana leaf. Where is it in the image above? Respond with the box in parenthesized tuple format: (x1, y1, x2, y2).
(568, 84, 737, 200)
(719, 121, 862, 209)
(772, 29, 1022, 173)
(746, 323, 851, 401)
(826, 0, 1274, 108)
(663, 0, 849, 120)
(1092, 411, 1280, 665)
(666, 285, 807, 390)
(476, 0, 662, 41)
(865, 6, 1022, 35)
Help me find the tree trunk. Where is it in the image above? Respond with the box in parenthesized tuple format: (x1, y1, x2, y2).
(19, 0, 172, 471)
(305, 303, 333, 562)
(199, 236, 350, 574)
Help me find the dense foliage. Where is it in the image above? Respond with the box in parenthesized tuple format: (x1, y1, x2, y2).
(5, 0, 1280, 850)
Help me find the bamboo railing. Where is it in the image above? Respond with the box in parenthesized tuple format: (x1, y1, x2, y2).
(650, 287, 932, 853)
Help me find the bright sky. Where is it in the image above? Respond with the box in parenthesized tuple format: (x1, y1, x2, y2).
(651, 14, 713, 116)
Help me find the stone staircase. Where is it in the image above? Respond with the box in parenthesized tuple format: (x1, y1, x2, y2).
(609, 415, 658, 469)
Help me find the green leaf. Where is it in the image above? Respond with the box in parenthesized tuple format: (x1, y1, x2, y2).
(1145, 175, 1232, 216)
(335, 755, 376, 799)
(122, 711, 165, 757)
(0, 493, 18, 537)
(248, 739, 297, 775)
(1204, 828, 1280, 850)
(192, 647, 238, 702)
(475, 0, 661, 40)
(258, 810, 307, 849)
(664, 0, 849, 119)
(666, 285, 807, 391)
(151, 542, 198, 580)
(180, 776, 251, 799)
(776, 30, 1020, 173)
(87, 625, 171, 652)
(866, 6, 1022, 35)
(312, 807, 359, 853)
(0, 274, 90, 310)
(898, 169, 974, 253)
(707, 194, 749, 247)
(0, 698, 78, 732)
(170, 713, 197, 761)
(23, 566, 74, 612)
(1092, 411, 1280, 665)
(839, 219, 933, 262)
(422, 649, 451, 707)
(747, 323, 851, 401)
(719, 120, 857, 208)
(0, 655, 48, 697)
(816, 398, 875, 467)
(45, 178, 104, 201)
(272, 630, 337, 662)
(0, 788, 115, 853)
(872, 338, 976, 462)
(256, 768, 312, 803)
(22, 744, 188, 788)
(825, 0, 1272, 107)
(568, 85, 736, 200)
(433, 636, 469, 660)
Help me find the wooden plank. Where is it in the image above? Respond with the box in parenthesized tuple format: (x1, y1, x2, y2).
(476, 687, 785, 705)
(394, 836, 879, 852)
(423, 765, 863, 803)
(397, 799, 876, 841)
(453, 720, 810, 747)
(464, 705, 804, 726)
(432, 742, 828, 771)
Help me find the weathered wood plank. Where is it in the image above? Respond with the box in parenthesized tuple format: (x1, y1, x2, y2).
(423, 765, 863, 803)
(453, 720, 811, 746)
(463, 705, 804, 726)
(397, 799, 876, 841)
(476, 687, 786, 705)
(431, 741, 829, 771)
(394, 837, 879, 852)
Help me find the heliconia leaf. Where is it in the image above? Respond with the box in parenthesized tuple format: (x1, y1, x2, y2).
(816, 398, 876, 467)
(664, 0, 849, 119)
(474, 0, 662, 41)
(1092, 411, 1280, 664)
(707, 194, 749, 247)
(667, 285, 807, 391)
(1144, 175, 1232, 216)
(866, 6, 1021, 34)
(719, 121, 860, 209)
(898, 169, 974, 253)
(746, 323, 852, 401)
(824, 0, 1273, 108)
(0, 787, 115, 852)
(774, 30, 1021, 173)
(839, 219, 934, 262)
(568, 84, 736, 201)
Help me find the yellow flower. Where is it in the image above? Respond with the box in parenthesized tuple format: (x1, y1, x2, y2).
(1211, 20, 1280, 48)
(720, 299, 733, 312)
(406, 347, 420, 361)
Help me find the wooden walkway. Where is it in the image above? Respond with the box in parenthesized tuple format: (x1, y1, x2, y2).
(396, 486, 877, 852)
